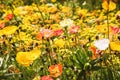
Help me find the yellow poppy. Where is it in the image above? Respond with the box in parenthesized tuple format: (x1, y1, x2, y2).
(110, 41, 120, 51)
(16, 48, 41, 66)
(16, 52, 33, 66)
(2, 26, 18, 35)
(54, 39, 65, 48)
(29, 48, 41, 60)
(102, 1, 116, 11)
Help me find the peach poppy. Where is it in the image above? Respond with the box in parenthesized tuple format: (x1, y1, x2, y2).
(69, 26, 80, 34)
(48, 63, 62, 77)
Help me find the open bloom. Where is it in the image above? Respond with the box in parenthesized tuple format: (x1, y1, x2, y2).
(36, 32, 42, 40)
(40, 29, 53, 39)
(48, 63, 62, 77)
(59, 19, 74, 27)
(54, 29, 63, 36)
(16, 52, 33, 66)
(1, 26, 18, 35)
(110, 26, 120, 34)
(102, 1, 116, 11)
(94, 38, 110, 50)
(110, 41, 120, 51)
(54, 39, 65, 48)
(90, 46, 102, 60)
(5, 14, 14, 20)
(0, 22, 5, 28)
(16, 48, 41, 66)
(69, 26, 80, 34)
(41, 75, 53, 80)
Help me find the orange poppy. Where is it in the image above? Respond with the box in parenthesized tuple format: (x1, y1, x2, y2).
(0, 22, 5, 28)
(48, 63, 62, 77)
(5, 14, 14, 20)
(36, 32, 42, 40)
(90, 46, 102, 60)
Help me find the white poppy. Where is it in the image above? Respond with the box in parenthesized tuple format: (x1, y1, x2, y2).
(59, 19, 74, 27)
(94, 38, 110, 50)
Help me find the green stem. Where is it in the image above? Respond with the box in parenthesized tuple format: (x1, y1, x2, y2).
(35, 2, 45, 26)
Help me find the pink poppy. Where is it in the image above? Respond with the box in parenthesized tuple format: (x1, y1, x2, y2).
(41, 75, 53, 80)
(110, 26, 120, 34)
(69, 26, 80, 34)
(54, 29, 63, 36)
(5, 14, 14, 20)
(40, 29, 53, 39)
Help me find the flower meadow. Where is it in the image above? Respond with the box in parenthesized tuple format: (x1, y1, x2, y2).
(0, 0, 120, 80)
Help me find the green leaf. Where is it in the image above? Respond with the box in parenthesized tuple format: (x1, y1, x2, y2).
(108, 68, 113, 80)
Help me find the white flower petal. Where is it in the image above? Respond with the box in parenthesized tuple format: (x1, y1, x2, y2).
(59, 19, 74, 27)
(94, 38, 110, 50)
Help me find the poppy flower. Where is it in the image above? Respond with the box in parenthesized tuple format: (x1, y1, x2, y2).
(69, 26, 80, 34)
(36, 32, 42, 40)
(54, 39, 65, 48)
(48, 63, 62, 77)
(90, 46, 102, 60)
(5, 14, 14, 20)
(102, 1, 116, 11)
(94, 38, 110, 50)
(0, 22, 5, 28)
(40, 29, 54, 39)
(41, 75, 53, 80)
(110, 26, 120, 34)
(59, 19, 74, 27)
(16, 48, 41, 66)
(110, 41, 120, 51)
(2, 26, 18, 35)
(54, 29, 63, 36)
